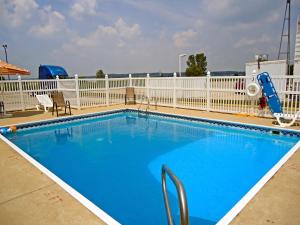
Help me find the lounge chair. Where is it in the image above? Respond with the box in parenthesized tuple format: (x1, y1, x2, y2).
(257, 72, 300, 127)
(125, 87, 136, 105)
(36, 94, 53, 112)
(51, 92, 71, 117)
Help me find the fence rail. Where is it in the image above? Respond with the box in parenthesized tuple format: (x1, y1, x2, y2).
(1, 74, 300, 117)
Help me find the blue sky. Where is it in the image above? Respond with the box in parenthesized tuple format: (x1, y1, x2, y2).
(0, 0, 300, 77)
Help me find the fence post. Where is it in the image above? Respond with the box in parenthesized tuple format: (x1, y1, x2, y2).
(129, 73, 132, 87)
(206, 71, 211, 111)
(18, 75, 25, 111)
(251, 70, 256, 115)
(56, 75, 60, 91)
(74, 74, 81, 109)
(173, 72, 177, 108)
(105, 74, 109, 106)
(146, 73, 150, 99)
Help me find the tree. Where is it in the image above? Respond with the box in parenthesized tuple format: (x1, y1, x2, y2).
(96, 69, 105, 78)
(185, 53, 207, 76)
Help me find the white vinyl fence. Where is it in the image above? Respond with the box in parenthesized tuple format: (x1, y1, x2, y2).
(1, 74, 300, 117)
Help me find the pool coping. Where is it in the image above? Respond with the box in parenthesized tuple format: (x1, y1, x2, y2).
(1, 108, 300, 225)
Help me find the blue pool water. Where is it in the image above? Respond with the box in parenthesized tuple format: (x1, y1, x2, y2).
(5, 112, 299, 225)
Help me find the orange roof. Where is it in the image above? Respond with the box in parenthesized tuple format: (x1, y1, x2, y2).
(0, 60, 30, 75)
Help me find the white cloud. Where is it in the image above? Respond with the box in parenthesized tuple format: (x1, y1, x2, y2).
(203, 0, 239, 16)
(0, 0, 38, 27)
(3, 0, 292, 75)
(222, 9, 282, 33)
(68, 18, 140, 48)
(195, 19, 204, 28)
(173, 29, 197, 48)
(265, 12, 280, 23)
(53, 32, 178, 75)
(70, 0, 97, 19)
(52, 18, 180, 75)
(120, 0, 196, 26)
(114, 18, 141, 39)
(234, 34, 271, 48)
(29, 5, 66, 38)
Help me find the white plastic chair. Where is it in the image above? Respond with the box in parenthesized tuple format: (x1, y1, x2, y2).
(36, 94, 53, 112)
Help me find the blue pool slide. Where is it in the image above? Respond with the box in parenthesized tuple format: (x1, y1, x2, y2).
(257, 72, 282, 114)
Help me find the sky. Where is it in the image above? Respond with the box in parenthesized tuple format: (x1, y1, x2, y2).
(0, 0, 300, 77)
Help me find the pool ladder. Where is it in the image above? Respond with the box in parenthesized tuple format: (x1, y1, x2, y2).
(138, 96, 158, 116)
(162, 164, 189, 225)
(138, 96, 150, 115)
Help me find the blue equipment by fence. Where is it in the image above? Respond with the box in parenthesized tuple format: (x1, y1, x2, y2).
(39, 65, 68, 79)
(257, 72, 282, 114)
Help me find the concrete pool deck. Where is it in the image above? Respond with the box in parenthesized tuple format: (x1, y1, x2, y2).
(0, 104, 299, 225)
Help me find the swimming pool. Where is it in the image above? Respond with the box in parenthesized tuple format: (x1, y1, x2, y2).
(2, 110, 300, 225)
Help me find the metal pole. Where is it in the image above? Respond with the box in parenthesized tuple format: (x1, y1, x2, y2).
(178, 54, 187, 77)
(3, 47, 8, 62)
(2, 44, 10, 80)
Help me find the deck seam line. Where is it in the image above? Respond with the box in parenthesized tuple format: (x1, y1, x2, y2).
(0, 183, 55, 206)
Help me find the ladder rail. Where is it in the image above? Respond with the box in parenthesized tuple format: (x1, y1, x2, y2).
(138, 95, 151, 114)
(161, 164, 189, 225)
(137, 95, 146, 112)
(145, 96, 150, 113)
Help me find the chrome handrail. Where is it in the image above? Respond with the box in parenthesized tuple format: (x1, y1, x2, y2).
(145, 96, 150, 113)
(137, 95, 145, 112)
(138, 95, 150, 114)
(162, 164, 189, 225)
